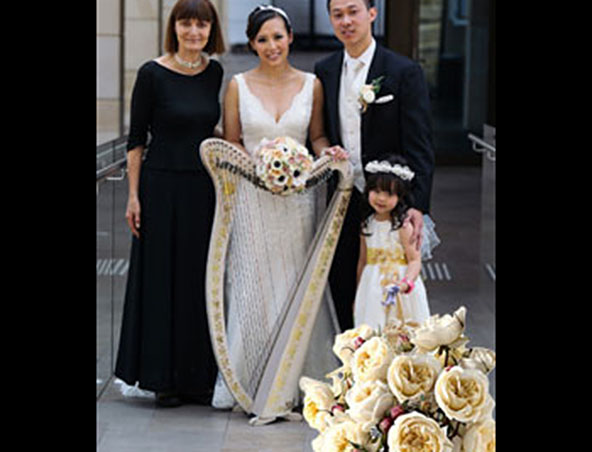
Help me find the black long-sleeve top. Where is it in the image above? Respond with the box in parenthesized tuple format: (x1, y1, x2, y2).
(127, 59, 223, 172)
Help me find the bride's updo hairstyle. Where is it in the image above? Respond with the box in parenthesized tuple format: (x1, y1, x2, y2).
(360, 155, 414, 234)
(246, 5, 293, 55)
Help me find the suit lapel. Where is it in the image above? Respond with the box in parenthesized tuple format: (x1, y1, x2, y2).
(365, 43, 385, 85)
(327, 51, 344, 145)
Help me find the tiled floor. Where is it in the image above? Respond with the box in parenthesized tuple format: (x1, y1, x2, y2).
(97, 50, 495, 451)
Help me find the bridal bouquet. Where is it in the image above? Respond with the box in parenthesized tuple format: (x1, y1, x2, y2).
(255, 136, 314, 195)
(299, 306, 496, 452)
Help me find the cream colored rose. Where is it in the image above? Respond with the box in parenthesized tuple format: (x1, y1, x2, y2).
(333, 324, 377, 366)
(460, 347, 496, 375)
(463, 418, 496, 452)
(360, 85, 376, 103)
(435, 366, 490, 423)
(474, 393, 495, 424)
(388, 412, 453, 452)
(300, 377, 335, 432)
(387, 354, 442, 402)
(345, 379, 394, 431)
(412, 306, 467, 352)
(352, 336, 394, 383)
(311, 417, 369, 452)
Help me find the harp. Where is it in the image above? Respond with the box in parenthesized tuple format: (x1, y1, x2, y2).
(200, 138, 353, 423)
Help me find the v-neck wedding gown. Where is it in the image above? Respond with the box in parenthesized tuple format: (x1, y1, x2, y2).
(211, 72, 340, 410)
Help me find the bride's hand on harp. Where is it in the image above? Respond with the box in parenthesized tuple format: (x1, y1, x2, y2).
(321, 145, 349, 162)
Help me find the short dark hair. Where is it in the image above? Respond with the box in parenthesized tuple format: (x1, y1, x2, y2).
(246, 6, 293, 54)
(326, 0, 375, 12)
(164, 0, 226, 55)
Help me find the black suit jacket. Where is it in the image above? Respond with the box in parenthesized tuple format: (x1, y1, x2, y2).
(314, 43, 435, 214)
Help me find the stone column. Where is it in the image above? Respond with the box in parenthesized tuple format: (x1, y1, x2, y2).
(124, 0, 160, 133)
(97, 0, 123, 145)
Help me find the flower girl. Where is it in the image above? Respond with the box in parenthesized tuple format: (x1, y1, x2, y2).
(354, 156, 431, 329)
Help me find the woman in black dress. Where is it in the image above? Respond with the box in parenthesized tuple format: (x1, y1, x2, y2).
(115, 0, 225, 408)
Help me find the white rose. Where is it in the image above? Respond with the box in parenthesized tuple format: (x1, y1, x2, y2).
(312, 417, 369, 452)
(345, 380, 394, 431)
(388, 412, 453, 452)
(311, 434, 325, 452)
(412, 306, 467, 352)
(387, 354, 442, 402)
(463, 418, 496, 452)
(360, 85, 376, 103)
(435, 366, 491, 423)
(474, 393, 496, 425)
(333, 324, 377, 366)
(299, 377, 335, 432)
(351, 336, 394, 383)
(460, 347, 496, 375)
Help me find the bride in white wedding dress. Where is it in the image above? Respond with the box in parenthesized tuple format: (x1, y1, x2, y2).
(211, 5, 348, 411)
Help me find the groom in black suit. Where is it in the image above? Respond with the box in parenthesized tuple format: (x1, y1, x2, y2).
(315, 0, 435, 332)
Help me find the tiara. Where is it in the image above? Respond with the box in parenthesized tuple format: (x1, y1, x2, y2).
(364, 160, 415, 181)
(254, 5, 291, 26)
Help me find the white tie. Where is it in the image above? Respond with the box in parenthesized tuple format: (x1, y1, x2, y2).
(345, 59, 364, 87)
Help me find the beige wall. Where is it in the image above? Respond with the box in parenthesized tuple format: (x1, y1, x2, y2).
(97, 0, 122, 145)
(97, 0, 229, 146)
(124, 0, 160, 133)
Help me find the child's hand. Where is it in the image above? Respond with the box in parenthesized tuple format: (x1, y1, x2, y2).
(395, 277, 414, 294)
(398, 281, 409, 293)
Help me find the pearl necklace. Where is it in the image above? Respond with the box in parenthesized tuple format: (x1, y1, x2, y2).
(174, 53, 202, 70)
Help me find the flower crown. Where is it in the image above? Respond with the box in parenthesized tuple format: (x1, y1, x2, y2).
(254, 5, 291, 27)
(364, 160, 415, 181)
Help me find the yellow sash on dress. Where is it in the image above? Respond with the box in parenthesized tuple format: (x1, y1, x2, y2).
(366, 247, 408, 266)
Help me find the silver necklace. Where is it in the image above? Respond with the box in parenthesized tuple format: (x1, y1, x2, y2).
(174, 53, 202, 70)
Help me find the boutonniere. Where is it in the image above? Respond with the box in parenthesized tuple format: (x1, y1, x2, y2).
(358, 76, 385, 113)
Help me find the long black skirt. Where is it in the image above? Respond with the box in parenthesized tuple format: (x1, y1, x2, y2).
(115, 167, 217, 398)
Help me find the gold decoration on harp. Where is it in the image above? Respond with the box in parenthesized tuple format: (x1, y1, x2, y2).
(223, 180, 236, 196)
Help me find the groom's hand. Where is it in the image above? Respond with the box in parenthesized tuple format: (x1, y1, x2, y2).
(404, 208, 424, 253)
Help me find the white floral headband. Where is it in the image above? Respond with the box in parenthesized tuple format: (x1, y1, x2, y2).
(364, 160, 415, 181)
(254, 5, 291, 27)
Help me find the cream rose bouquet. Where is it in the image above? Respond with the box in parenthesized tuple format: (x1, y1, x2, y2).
(299, 306, 496, 452)
(254, 136, 313, 195)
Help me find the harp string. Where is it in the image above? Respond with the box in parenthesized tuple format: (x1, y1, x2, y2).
(224, 168, 324, 397)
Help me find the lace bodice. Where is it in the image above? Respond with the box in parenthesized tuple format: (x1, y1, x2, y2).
(235, 72, 315, 153)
